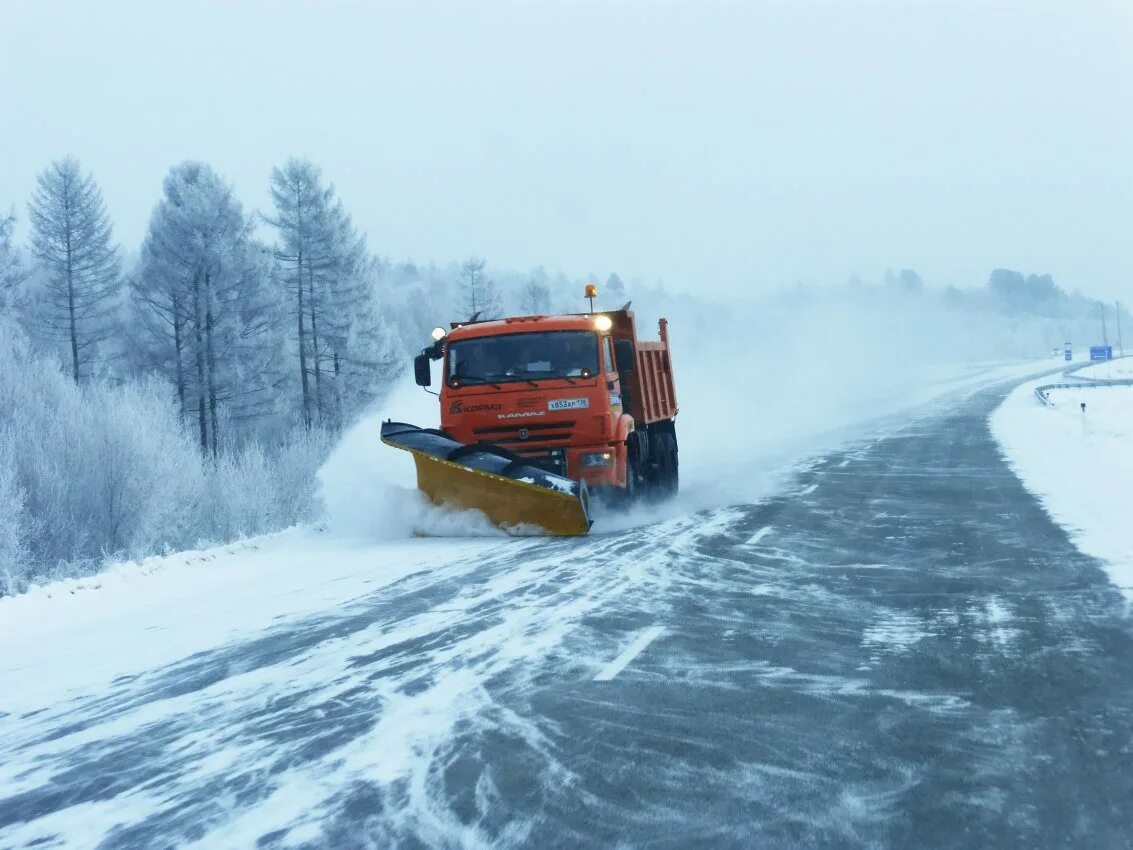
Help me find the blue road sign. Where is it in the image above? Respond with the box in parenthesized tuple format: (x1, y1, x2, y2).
(1089, 346, 1113, 362)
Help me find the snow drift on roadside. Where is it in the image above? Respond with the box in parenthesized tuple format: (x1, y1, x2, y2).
(1076, 357, 1133, 381)
(990, 379, 1133, 598)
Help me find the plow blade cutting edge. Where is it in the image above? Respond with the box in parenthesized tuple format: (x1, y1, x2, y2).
(380, 421, 592, 536)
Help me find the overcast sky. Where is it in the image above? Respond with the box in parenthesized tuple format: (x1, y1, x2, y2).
(1, 0, 1130, 300)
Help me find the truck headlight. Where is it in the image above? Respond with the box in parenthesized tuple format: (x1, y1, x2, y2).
(581, 451, 614, 467)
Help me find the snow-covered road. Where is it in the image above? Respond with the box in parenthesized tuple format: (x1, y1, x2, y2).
(4, 363, 1133, 848)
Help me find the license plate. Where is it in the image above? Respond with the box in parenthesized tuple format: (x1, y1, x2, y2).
(548, 397, 589, 411)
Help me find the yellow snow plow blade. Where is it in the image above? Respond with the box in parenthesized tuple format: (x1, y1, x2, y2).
(381, 421, 592, 536)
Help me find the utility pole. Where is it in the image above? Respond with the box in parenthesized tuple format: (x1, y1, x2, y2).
(1099, 301, 1109, 347)
(1118, 301, 1125, 357)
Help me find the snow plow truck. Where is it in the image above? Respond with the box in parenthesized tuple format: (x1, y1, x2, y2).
(381, 288, 678, 535)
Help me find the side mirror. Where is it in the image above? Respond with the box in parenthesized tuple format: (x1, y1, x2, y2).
(414, 353, 432, 387)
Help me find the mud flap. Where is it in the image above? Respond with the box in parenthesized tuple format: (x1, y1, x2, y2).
(381, 421, 592, 536)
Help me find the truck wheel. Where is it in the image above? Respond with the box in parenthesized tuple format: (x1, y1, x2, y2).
(622, 436, 644, 505)
(653, 433, 678, 498)
(663, 433, 679, 495)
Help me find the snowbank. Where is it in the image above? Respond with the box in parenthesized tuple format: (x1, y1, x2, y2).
(990, 379, 1133, 598)
(1075, 356, 1133, 381)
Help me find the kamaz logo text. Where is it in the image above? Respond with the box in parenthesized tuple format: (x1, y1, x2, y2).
(449, 400, 502, 414)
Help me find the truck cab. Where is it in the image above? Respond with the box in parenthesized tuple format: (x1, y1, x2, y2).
(415, 306, 678, 498)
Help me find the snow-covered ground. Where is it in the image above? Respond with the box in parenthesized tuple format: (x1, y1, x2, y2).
(1075, 355, 1133, 381)
(991, 379, 1133, 598)
(0, 529, 507, 715)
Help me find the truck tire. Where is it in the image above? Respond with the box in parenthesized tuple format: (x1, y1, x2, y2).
(663, 432, 679, 495)
(623, 434, 645, 505)
(653, 432, 678, 498)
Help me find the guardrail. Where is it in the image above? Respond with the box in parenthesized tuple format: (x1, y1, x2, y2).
(1034, 355, 1133, 406)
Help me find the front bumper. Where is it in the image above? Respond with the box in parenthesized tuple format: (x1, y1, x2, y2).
(568, 444, 624, 488)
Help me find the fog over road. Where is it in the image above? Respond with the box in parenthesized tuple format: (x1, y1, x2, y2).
(3, 378, 1133, 849)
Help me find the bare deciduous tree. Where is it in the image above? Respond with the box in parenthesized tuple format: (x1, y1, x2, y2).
(0, 208, 30, 312)
(519, 267, 551, 315)
(133, 162, 277, 455)
(269, 158, 389, 431)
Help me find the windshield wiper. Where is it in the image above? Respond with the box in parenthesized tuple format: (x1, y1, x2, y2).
(455, 374, 502, 389)
(518, 372, 579, 386)
(523, 372, 584, 385)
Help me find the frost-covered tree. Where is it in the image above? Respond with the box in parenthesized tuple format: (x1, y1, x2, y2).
(133, 162, 279, 454)
(606, 271, 626, 302)
(380, 259, 460, 352)
(0, 208, 29, 312)
(519, 267, 551, 314)
(0, 303, 330, 596)
(897, 269, 924, 292)
(269, 158, 391, 430)
(987, 268, 1067, 315)
(27, 159, 121, 381)
(322, 260, 399, 428)
(459, 256, 501, 319)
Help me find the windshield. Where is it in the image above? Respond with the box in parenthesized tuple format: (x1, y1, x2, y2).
(447, 331, 599, 385)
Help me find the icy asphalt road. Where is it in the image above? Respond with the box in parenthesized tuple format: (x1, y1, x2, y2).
(3, 379, 1133, 849)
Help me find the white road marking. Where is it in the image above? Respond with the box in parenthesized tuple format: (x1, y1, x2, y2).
(745, 526, 773, 546)
(798, 483, 818, 495)
(594, 626, 665, 681)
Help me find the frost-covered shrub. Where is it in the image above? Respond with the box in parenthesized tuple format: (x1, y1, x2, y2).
(260, 425, 333, 528)
(198, 427, 331, 544)
(0, 326, 333, 596)
(0, 326, 204, 572)
(0, 431, 34, 595)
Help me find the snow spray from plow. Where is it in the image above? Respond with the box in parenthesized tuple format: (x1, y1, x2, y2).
(380, 421, 593, 536)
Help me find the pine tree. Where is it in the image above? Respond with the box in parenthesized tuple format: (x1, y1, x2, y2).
(27, 159, 121, 381)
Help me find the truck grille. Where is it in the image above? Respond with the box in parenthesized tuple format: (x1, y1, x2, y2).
(472, 420, 576, 447)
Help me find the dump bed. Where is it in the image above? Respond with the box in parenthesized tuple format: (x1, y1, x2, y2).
(612, 311, 678, 426)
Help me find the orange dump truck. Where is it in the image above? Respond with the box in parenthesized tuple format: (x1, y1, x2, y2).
(381, 296, 678, 535)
